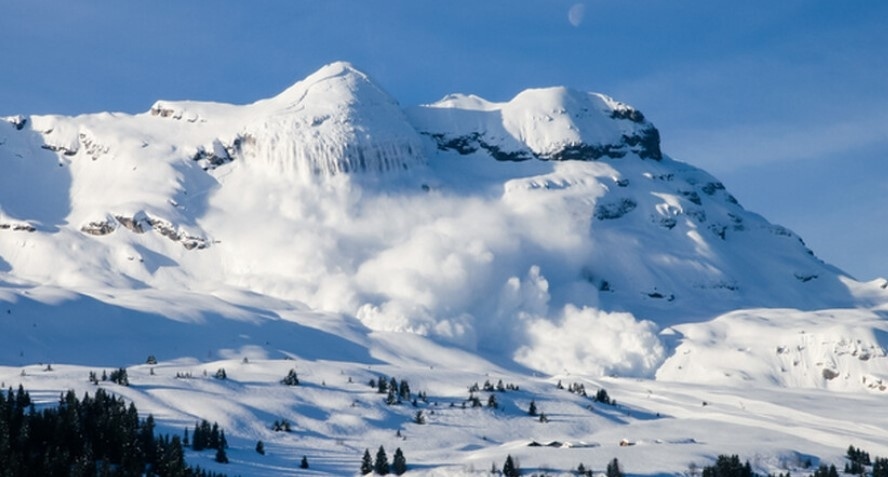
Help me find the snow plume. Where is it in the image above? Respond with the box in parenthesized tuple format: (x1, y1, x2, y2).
(189, 151, 664, 375)
(346, 196, 554, 350)
(515, 305, 666, 377)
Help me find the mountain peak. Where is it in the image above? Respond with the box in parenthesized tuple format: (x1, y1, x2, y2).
(408, 85, 661, 162)
(270, 61, 386, 109)
(307, 60, 366, 81)
(241, 61, 425, 181)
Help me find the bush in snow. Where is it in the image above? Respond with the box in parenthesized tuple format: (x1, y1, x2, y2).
(109, 367, 129, 386)
(281, 369, 300, 385)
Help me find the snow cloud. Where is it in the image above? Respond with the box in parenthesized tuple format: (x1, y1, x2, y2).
(205, 161, 668, 377)
(515, 305, 666, 378)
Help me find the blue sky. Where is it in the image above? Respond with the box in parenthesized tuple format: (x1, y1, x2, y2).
(1, 1, 886, 280)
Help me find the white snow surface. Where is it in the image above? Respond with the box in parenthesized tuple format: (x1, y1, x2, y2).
(2, 61, 888, 475)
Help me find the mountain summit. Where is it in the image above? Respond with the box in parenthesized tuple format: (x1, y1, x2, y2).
(409, 85, 661, 161)
(0, 62, 886, 386)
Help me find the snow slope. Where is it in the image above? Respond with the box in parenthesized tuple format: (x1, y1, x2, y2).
(1, 61, 888, 475)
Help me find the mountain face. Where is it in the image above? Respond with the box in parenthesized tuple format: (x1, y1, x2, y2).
(1, 61, 887, 386)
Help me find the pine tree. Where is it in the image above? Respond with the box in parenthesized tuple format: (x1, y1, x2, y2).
(595, 388, 612, 405)
(607, 457, 624, 477)
(214, 446, 228, 464)
(375, 445, 390, 475)
(873, 458, 888, 477)
(528, 400, 537, 416)
(209, 422, 220, 450)
(191, 424, 203, 451)
(399, 380, 411, 401)
(503, 454, 520, 477)
(392, 448, 407, 475)
(828, 464, 840, 477)
(300, 455, 309, 469)
(361, 449, 374, 475)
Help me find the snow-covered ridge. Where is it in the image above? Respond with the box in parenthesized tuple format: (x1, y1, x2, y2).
(408, 87, 661, 162)
(238, 61, 427, 180)
(142, 61, 428, 181)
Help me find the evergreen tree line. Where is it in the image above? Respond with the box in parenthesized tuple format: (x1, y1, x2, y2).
(370, 376, 414, 405)
(574, 457, 624, 477)
(556, 381, 615, 406)
(811, 464, 840, 477)
(843, 445, 888, 477)
(791, 446, 888, 477)
(468, 379, 519, 394)
(701, 454, 754, 477)
(88, 368, 130, 386)
(186, 418, 230, 465)
(846, 445, 872, 475)
(0, 385, 223, 477)
(360, 446, 407, 475)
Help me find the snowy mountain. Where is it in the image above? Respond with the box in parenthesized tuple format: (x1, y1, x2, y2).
(2, 62, 888, 475)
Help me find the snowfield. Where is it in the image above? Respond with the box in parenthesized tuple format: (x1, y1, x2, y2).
(1, 62, 887, 475)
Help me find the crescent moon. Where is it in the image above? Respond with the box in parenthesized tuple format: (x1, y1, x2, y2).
(568, 3, 586, 27)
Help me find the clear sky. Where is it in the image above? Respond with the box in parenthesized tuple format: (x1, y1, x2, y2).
(1, 1, 886, 280)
